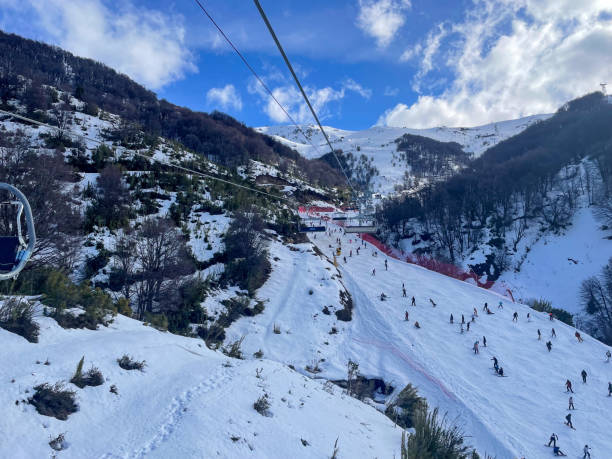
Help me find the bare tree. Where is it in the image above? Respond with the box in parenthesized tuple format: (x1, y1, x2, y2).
(580, 259, 612, 344)
(130, 218, 193, 319)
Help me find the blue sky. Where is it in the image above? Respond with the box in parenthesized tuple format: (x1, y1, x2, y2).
(1, 0, 612, 130)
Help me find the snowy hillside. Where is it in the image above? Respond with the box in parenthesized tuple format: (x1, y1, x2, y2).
(497, 205, 612, 315)
(223, 227, 612, 458)
(0, 308, 402, 458)
(257, 114, 550, 194)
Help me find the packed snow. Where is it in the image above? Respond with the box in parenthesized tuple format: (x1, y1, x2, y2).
(224, 225, 612, 458)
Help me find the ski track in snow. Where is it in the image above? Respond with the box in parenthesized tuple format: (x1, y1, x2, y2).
(103, 364, 235, 459)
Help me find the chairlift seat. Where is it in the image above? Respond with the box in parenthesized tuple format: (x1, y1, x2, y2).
(0, 236, 20, 270)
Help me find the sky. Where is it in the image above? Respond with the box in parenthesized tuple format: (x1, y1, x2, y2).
(1, 0, 612, 130)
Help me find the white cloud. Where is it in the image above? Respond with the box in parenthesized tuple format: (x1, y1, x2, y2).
(356, 0, 412, 48)
(206, 84, 243, 111)
(383, 86, 400, 96)
(249, 77, 372, 123)
(15, 0, 195, 89)
(380, 0, 612, 128)
(344, 78, 373, 99)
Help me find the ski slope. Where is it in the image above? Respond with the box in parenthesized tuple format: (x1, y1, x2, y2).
(257, 115, 550, 194)
(0, 310, 402, 458)
(226, 227, 612, 458)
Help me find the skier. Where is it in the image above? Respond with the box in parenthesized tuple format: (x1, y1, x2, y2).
(547, 433, 558, 447)
(512, 311, 518, 322)
(606, 350, 611, 362)
(552, 328, 557, 338)
(549, 312, 554, 321)
(583, 444, 591, 459)
(384, 259, 388, 270)
(471, 314, 476, 323)
(473, 341, 479, 354)
(575, 331, 584, 343)
(498, 367, 504, 377)
(486, 307, 494, 315)
(565, 380, 574, 393)
(608, 381, 612, 396)
(552, 445, 567, 456)
(467, 322, 471, 331)
(482, 302, 488, 312)
(405, 311, 409, 321)
(538, 329, 542, 340)
(380, 293, 387, 301)
(546, 341, 552, 352)
(568, 396, 574, 410)
(450, 314, 454, 324)
(564, 413, 573, 429)
(461, 314, 465, 324)
(473, 307, 478, 317)
(349, 250, 352, 257)
(581, 369, 587, 383)
(498, 301, 503, 309)
(430, 298, 436, 307)
(527, 312, 531, 321)
(483, 336, 487, 347)
(403, 287, 407, 297)
(372, 268, 376, 276)
(343, 256, 347, 263)
(414, 321, 421, 329)
(411, 296, 416, 307)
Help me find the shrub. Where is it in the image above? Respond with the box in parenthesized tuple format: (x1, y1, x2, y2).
(404, 407, 472, 459)
(222, 336, 244, 359)
(334, 289, 353, 322)
(49, 433, 67, 451)
(253, 394, 271, 416)
(70, 357, 104, 388)
(529, 298, 574, 326)
(117, 354, 146, 371)
(34, 269, 116, 330)
(197, 323, 226, 346)
(0, 297, 39, 343)
(115, 297, 132, 316)
(144, 312, 168, 331)
(29, 383, 78, 420)
(385, 383, 427, 428)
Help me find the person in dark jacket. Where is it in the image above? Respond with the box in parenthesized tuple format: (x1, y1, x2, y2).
(581, 369, 587, 383)
(565, 413, 573, 429)
(547, 433, 558, 447)
(565, 380, 573, 393)
(546, 341, 552, 352)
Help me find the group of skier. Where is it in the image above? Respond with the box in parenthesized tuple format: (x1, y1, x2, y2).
(323, 225, 611, 457)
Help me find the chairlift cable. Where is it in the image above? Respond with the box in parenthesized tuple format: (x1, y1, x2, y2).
(252, 0, 357, 197)
(0, 108, 293, 204)
(192, 0, 324, 157)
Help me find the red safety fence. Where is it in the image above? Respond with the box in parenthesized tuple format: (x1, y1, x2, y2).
(355, 232, 513, 299)
(298, 206, 335, 214)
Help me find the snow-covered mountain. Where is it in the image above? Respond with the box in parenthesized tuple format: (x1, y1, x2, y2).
(257, 114, 551, 194)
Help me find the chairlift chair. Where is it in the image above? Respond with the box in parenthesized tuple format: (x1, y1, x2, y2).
(0, 183, 36, 280)
(298, 216, 325, 233)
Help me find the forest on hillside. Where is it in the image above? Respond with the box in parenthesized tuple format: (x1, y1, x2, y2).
(380, 92, 612, 264)
(0, 30, 344, 187)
